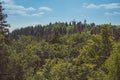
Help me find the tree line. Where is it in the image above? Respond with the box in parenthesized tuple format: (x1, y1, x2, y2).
(11, 21, 120, 41)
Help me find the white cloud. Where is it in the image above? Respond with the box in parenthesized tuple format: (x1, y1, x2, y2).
(3, 0, 47, 16)
(105, 12, 120, 15)
(4, 4, 36, 11)
(103, 3, 120, 9)
(39, 7, 52, 11)
(8, 9, 45, 17)
(27, 7, 36, 11)
(31, 12, 44, 16)
(84, 3, 120, 9)
(8, 10, 28, 16)
(85, 4, 99, 9)
(2, 0, 52, 17)
(4, 4, 38, 16)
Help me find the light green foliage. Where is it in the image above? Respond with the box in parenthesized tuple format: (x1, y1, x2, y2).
(74, 34, 103, 66)
(66, 25, 74, 33)
(101, 24, 113, 57)
(73, 25, 115, 80)
(35, 59, 59, 80)
(104, 42, 120, 80)
(8, 36, 40, 80)
(12, 35, 36, 53)
(0, 34, 5, 46)
(36, 59, 77, 80)
(50, 60, 76, 80)
(88, 69, 106, 80)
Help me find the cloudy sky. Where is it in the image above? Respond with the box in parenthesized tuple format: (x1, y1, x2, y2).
(1, 0, 120, 31)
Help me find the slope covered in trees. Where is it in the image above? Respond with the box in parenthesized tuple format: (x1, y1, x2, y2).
(0, 4, 120, 80)
(1, 0, 120, 79)
(0, 21, 120, 80)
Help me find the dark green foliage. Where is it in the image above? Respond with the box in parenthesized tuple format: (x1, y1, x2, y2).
(11, 21, 120, 42)
(0, 34, 11, 80)
(0, 2, 10, 79)
(3, 0, 120, 79)
(1, 22, 120, 80)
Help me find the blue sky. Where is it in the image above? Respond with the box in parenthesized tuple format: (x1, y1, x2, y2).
(1, 0, 120, 31)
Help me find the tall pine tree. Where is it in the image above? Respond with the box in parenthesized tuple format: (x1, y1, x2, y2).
(0, 1, 10, 80)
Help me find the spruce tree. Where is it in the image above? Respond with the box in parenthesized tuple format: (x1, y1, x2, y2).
(0, 1, 10, 80)
(0, 1, 10, 35)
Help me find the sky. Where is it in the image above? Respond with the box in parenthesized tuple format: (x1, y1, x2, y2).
(1, 0, 120, 31)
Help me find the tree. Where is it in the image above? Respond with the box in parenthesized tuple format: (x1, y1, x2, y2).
(9, 36, 40, 80)
(0, 34, 10, 80)
(0, 1, 10, 80)
(101, 24, 113, 58)
(50, 60, 77, 80)
(104, 42, 120, 80)
(0, 2, 10, 36)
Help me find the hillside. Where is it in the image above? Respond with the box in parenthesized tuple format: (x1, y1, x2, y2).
(1, 0, 120, 79)
(1, 23, 119, 80)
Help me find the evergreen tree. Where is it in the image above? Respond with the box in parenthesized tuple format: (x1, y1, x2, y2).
(0, 1, 10, 80)
(101, 24, 113, 58)
(0, 2, 10, 36)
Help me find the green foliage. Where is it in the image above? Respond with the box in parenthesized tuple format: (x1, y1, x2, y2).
(104, 42, 120, 80)
(101, 24, 113, 57)
(88, 69, 106, 80)
(1, 23, 120, 80)
(0, 34, 11, 80)
(8, 36, 40, 80)
(74, 34, 103, 66)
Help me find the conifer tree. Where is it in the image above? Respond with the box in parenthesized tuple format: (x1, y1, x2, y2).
(0, 1, 10, 35)
(0, 1, 10, 80)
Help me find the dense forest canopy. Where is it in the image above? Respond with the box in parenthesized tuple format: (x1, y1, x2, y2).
(1, 20, 120, 80)
(11, 21, 120, 41)
(0, 0, 120, 80)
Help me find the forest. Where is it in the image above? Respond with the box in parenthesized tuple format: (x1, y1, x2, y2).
(0, 0, 120, 80)
(1, 20, 120, 80)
